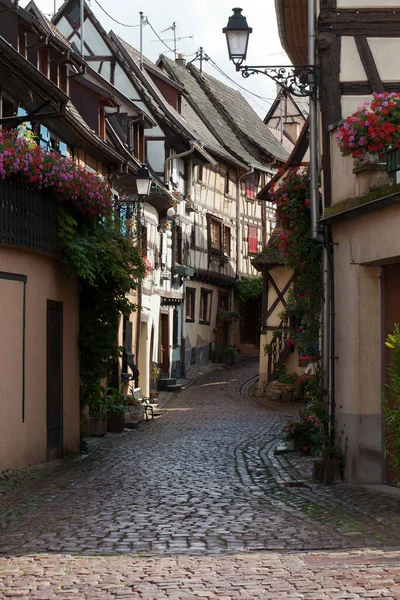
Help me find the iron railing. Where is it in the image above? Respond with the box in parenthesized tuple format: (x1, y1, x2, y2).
(0, 178, 59, 257)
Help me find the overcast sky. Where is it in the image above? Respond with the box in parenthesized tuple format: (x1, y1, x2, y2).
(23, 0, 289, 117)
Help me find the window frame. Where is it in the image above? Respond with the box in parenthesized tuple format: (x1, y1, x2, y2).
(185, 287, 196, 322)
(246, 174, 255, 201)
(199, 288, 212, 325)
(223, 225, 231, 256)
(248, 225, 258, 255)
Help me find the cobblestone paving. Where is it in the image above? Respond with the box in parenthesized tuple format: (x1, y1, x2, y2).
(1, 359, 400, 599)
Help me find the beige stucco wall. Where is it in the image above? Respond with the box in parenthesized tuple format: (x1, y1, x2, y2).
(0, 246, 79, 470)
(330, 203, 400, 482)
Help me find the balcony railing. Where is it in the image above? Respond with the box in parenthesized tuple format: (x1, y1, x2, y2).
(0, 178, 59, 258)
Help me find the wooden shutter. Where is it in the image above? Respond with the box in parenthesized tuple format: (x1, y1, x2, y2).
(248, 226, 258, 254)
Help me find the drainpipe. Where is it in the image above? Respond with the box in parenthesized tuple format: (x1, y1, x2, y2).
(181, 155, 194, 375)
(308, 0, 321, 245)
(164, 140, 196, 187)
(236, 167, 254, 280)
(308, 0, 332, 425)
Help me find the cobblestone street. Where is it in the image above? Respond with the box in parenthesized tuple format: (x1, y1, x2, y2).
(1, 358, 400, 599)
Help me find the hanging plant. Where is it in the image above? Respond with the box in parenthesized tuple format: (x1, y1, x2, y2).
(336, 92, 400, 159)
(0, 128, 112, 218)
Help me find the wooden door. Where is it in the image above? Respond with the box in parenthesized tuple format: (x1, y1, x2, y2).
(47, 300, 63, 459)
(159, 313, 169, 375)
(383, 263, 400, 485)
(240, 297, 261, 345)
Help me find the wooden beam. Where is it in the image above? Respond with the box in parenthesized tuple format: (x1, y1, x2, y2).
(354, 37, 384, 93)
(341, 82, 400, 95)
(319, 10, 400, 35)
(318, 32, 341, 207)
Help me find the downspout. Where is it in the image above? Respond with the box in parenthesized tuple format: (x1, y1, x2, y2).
(181, 155, 193, 375)
(164, 140, 196, 187)
(309, 0, 321, 245)
(308, 0, 333, 432)
(163, 142, 196, 376)
(236, 167, 254, 280)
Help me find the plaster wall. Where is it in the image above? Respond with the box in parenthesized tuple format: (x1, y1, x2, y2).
(113, 65, 141, 101)
(341, 95, 372, 120)
(0, 246, 79, 470)
(258, 265, 297, 387)
(367, 38, 400, 81)
(147, 140, 166, 175)
(332, 215, 389, 483)
(340, 38, 366, 82)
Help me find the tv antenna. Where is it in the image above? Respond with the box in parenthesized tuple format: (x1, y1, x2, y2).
(150, 22, 193, 59)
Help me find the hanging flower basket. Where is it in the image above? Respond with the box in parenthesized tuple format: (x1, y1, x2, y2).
(337, 92, 400, 161)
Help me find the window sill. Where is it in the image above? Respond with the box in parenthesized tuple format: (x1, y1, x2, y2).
(199, 320, 211, 326)
(186, 317, 195, 323)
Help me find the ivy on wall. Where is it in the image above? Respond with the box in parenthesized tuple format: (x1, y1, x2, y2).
(270, 166, 322, 357)
(234, 276, 263, 303)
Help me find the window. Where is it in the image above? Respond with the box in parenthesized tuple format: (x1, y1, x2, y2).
(225, 167, 230, 195)
(198, 165, 203, 182)
(190, 225, 196, 249)
(246, 174, 255, 200)
(186, 287, 196, 322)
(199, 288, 212, 324)
(210, 218, 221, 250)
(172, 225, 182, 265)
(223, 226, 231, 256)
(248, 226, 258, 254)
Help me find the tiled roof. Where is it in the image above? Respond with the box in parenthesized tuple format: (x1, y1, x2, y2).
(192, 67, 288, 163)
(160, 56, 275, 171)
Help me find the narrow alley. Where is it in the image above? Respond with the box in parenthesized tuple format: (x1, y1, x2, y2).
(1, 359, 400, 599)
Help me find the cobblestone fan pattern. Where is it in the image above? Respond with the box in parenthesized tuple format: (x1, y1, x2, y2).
(1, 550, 400, 600)
(1, 359, 400, 599)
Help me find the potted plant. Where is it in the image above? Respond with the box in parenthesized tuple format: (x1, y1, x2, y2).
(87, 385, 108, 437)
(105, 387, 128, 433)
(211, 342, 226, 363)
(150, 362, 161, 399)
(226, 345, 238, 364)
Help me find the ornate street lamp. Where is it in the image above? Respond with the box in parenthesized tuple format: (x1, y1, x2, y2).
(223, 7, 318, 98)
(135, 163, 152, 197)
(222, 7, 252, 67)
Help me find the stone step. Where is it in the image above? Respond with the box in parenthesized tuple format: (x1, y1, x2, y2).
(167, 384, 182, 393)
(157, 378, 177, 391)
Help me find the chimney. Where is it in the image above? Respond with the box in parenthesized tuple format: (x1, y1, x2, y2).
(176, 53, 186, 67)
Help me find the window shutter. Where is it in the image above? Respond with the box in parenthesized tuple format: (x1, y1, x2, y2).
(246, 175, 255, 200)
(248, 226, 258, 254)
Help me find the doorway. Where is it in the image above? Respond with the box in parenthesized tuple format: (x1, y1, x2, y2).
(159, 312, 170, 375)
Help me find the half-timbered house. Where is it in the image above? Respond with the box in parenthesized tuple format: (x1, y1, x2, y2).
(275, 0, 400, 484)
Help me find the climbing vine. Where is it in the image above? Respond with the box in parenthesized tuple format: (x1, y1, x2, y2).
(270, 166, 322, 358)
(58, 209, 147, 409)
(234, 275, 263, 303)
